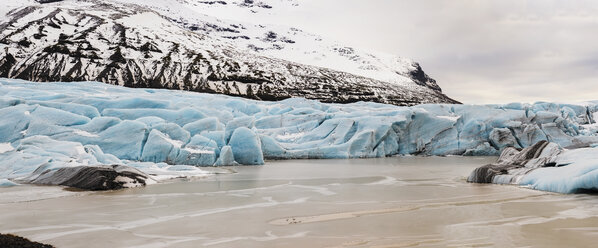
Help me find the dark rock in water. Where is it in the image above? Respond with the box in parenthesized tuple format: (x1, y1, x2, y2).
(0, 233, 55, 248)
(467, 141, 562, 184)
(27, 165, 151, 191)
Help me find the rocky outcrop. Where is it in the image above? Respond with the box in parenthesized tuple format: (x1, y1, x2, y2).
(35, 0, 64, 3)
(0, 233, 55, 248)
(26, 165, 152, 190)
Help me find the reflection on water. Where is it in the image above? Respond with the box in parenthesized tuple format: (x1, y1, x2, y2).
(1, 156, 598, 247)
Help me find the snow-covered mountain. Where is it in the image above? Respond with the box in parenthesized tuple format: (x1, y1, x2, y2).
(0, 0, 459, 106)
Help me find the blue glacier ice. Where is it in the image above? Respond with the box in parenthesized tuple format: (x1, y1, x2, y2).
(0, 79, 597, 192)
(520, 147, 598, 193)
(228, 127, 264, 165)
(0, 179, 18, 187)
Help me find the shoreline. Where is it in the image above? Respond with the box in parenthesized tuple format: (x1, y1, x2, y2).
(0, 233, 55, 248)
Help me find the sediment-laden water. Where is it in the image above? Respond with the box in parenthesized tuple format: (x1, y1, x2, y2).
(1, 157, 598, 247)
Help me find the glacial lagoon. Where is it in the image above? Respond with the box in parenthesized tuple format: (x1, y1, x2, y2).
(2, 156, 598, 248)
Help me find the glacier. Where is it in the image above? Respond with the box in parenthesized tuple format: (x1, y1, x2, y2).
(0, 78, 598, 192)
(520, 147, 598, 193)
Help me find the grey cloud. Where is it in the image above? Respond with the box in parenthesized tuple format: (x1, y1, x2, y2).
(290, 0, 598, 103)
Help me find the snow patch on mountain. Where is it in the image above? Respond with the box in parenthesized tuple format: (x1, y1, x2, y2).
(112, 0, 431, 88)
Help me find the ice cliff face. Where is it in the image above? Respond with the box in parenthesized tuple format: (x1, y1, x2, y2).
(0, 0, 458, 106)
(1, 79, 597, 186)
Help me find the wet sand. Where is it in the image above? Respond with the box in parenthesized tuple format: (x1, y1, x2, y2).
(1, 156, 598, 247)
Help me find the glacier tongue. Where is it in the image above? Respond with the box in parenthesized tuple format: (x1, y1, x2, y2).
(468, 141, 598, 194)
(0, 79, 598, 187)
(520, 147, 598, 193)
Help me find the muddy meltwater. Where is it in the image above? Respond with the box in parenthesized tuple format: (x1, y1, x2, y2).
(1, 157, 598, 247)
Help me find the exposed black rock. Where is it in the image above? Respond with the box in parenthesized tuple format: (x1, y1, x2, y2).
(467, 140, 562, 184)
(0, 233, 54, 248)
(27, 165, 151, 191)
(197, 1, 227, 5)
(35, 0, 63, 3)
(408, 62, 442, 92)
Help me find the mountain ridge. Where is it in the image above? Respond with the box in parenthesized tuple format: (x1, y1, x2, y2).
(0, 0, 459, 106)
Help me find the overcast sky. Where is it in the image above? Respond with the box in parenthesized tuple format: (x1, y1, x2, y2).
(284, 0, 598, 104)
